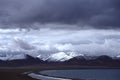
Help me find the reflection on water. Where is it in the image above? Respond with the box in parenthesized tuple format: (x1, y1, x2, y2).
(28, 69, 120, 80)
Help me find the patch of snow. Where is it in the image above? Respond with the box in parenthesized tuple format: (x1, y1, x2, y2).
(116, 55, 120, 58)
(48, 52, 84, 61)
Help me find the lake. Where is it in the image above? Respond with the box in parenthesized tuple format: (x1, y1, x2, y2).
(28, 69, 120, 80)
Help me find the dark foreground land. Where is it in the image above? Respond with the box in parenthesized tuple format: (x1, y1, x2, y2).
(0, 71, 35, 80)
(0, 65, 120, 80)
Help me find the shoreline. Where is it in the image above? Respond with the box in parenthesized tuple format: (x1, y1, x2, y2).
(0, 65, 120, 80)
(28, 73, 72, 80)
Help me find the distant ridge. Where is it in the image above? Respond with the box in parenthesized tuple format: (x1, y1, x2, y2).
(0, 55, 120, 67)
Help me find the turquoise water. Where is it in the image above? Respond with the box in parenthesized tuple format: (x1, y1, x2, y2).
(40, 69, 120, 80)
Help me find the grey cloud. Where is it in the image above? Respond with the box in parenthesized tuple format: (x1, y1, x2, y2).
(0, 0, 120, 29)
(0, 29, 120, 58)
(14, 38, 35, 50)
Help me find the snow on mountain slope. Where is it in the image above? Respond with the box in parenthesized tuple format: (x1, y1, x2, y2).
(116, 55, 120, 59)
(47, 52, 84, 61)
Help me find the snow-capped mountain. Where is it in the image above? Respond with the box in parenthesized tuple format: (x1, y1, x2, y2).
(0, 53, 119, 67)
(0, 47, 120, 64)
(47, 52, 84, 62)
(116, 55, 120, 58)
(115, 55, 120, 60)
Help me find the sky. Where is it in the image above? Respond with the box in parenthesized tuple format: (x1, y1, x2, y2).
(0, 0, 120, 60)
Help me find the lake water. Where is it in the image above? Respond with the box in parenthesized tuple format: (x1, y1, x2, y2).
(39, 69, 120, 80)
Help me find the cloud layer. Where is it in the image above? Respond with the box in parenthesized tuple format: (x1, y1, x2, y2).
(0, 1, 120, 61)
(0, 29, 120, 60)
(0, 0, 120, 29)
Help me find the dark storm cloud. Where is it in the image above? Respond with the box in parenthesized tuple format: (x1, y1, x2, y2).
(0, 0, 120, 29)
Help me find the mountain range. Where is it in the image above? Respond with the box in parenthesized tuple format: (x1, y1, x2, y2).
(0, 54, 120, 68)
